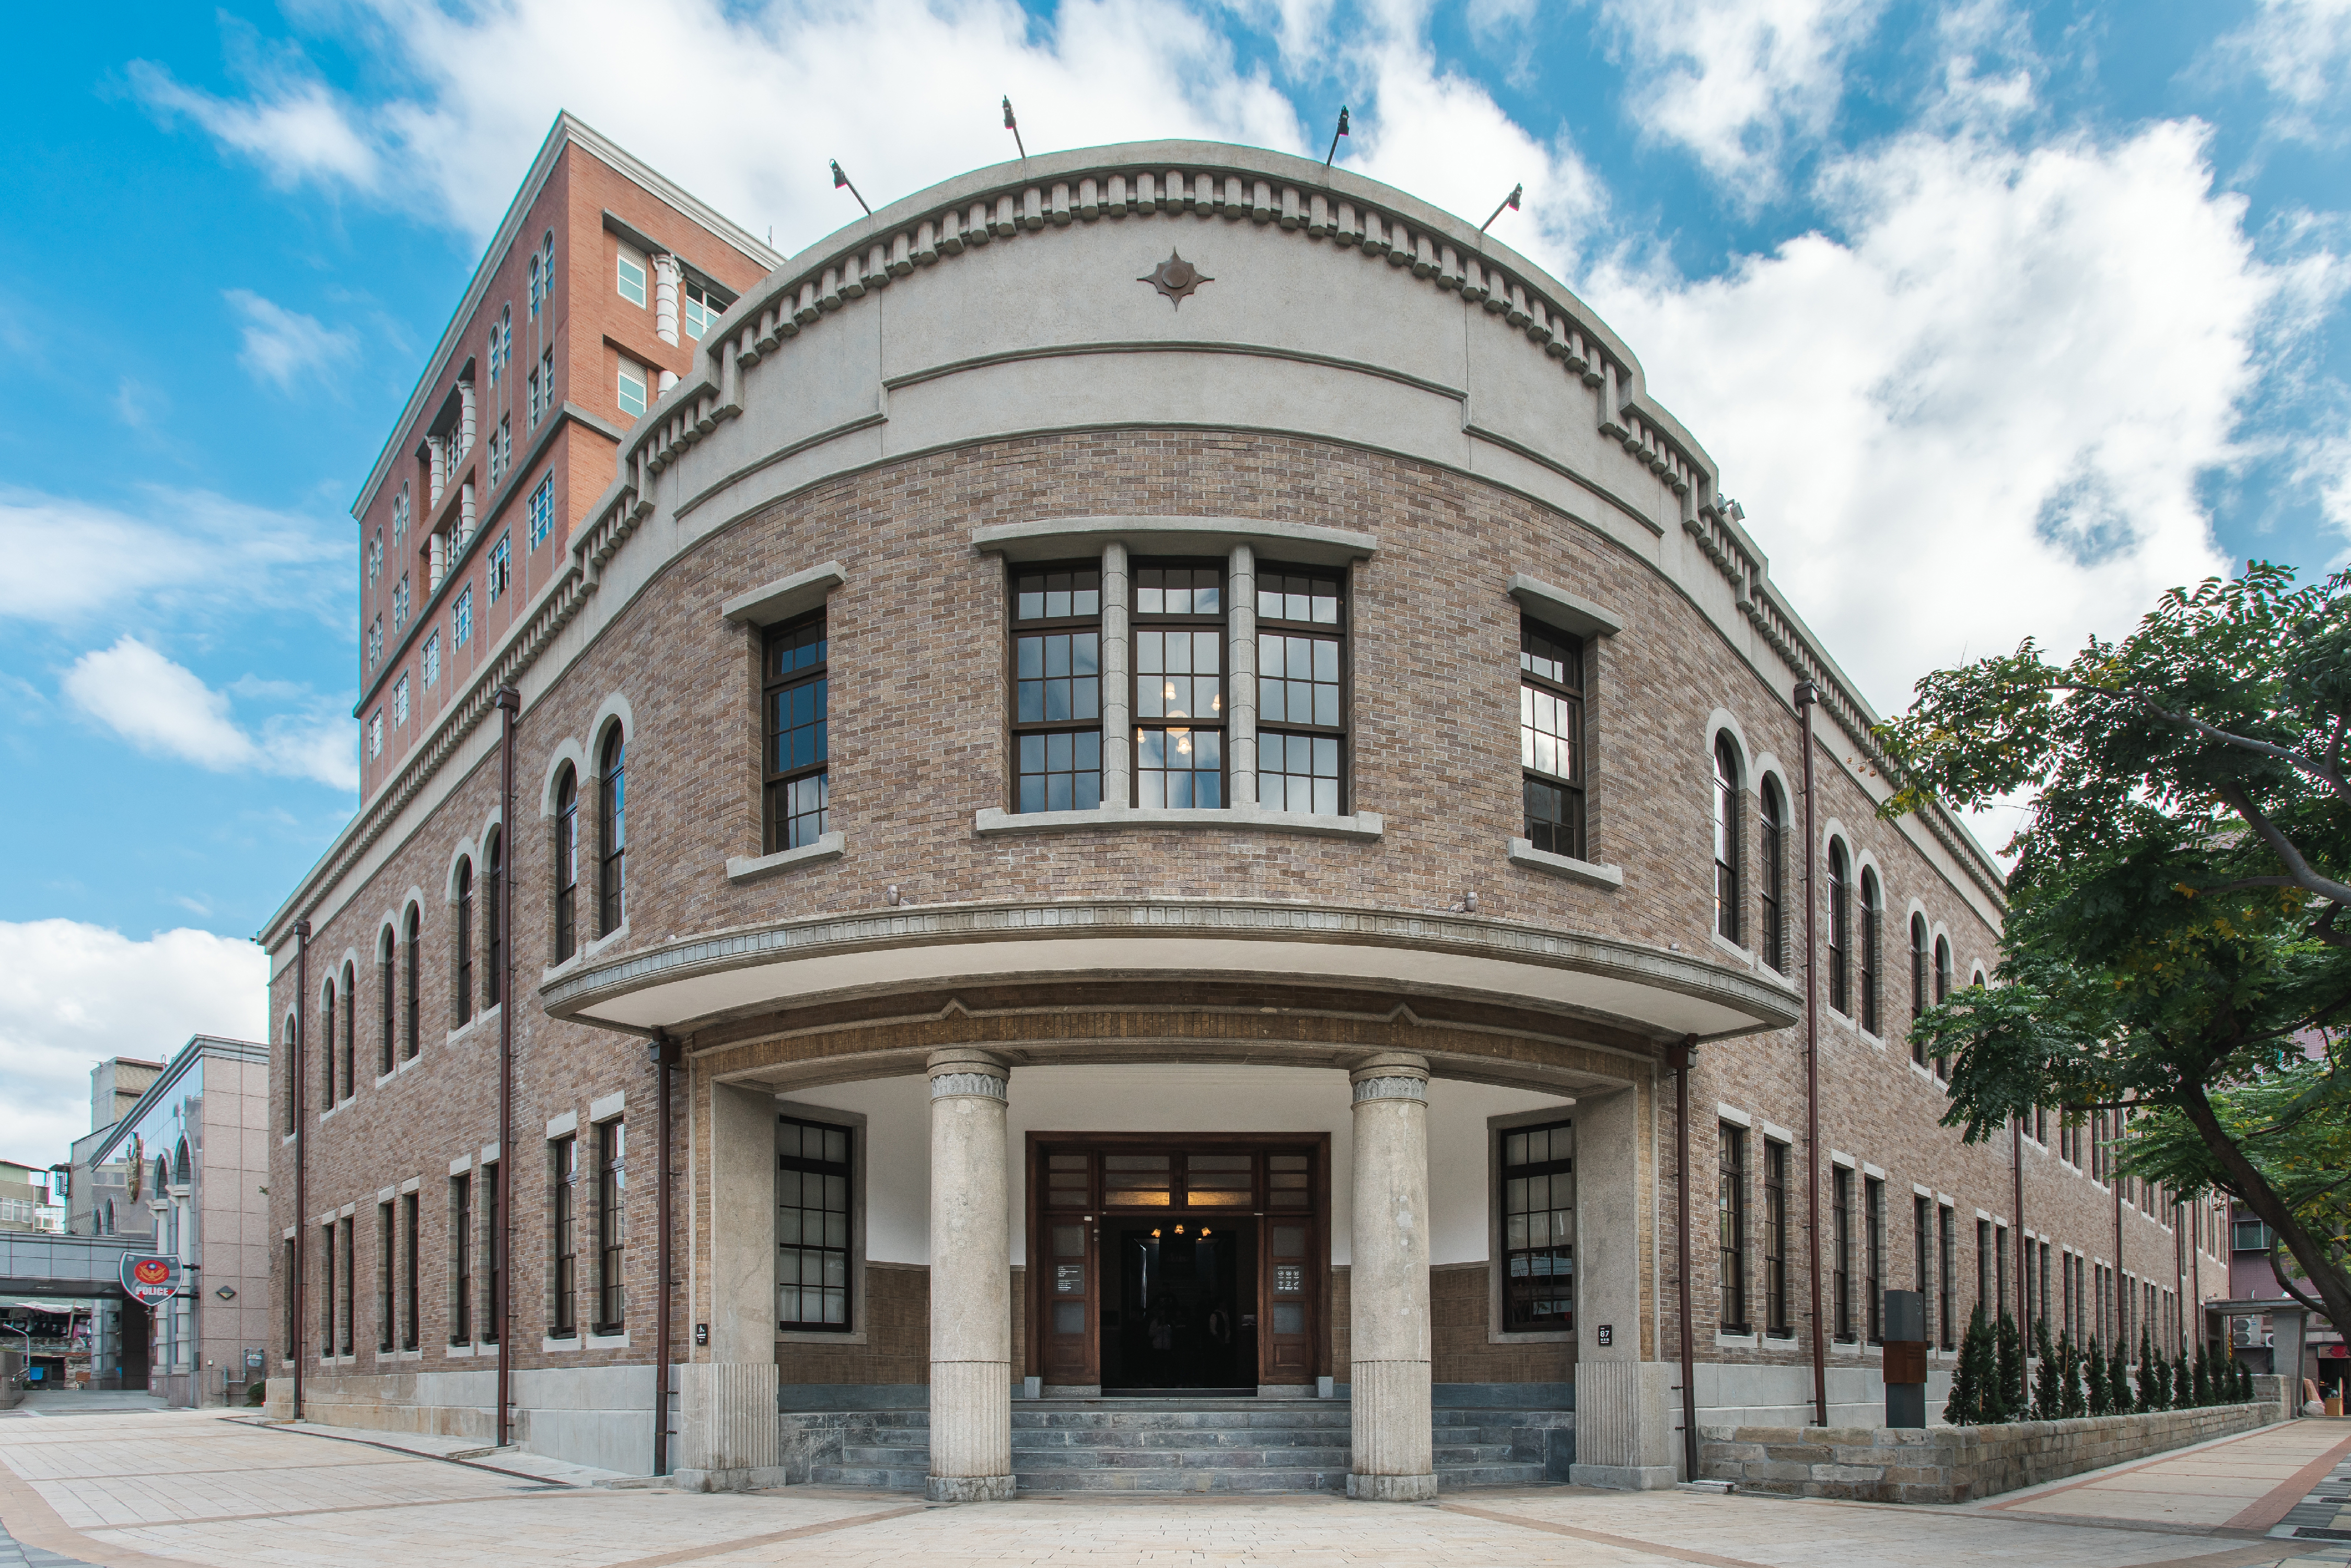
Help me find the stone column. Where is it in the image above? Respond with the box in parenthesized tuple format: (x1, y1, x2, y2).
(675, 1081, 781, 1492)
(1227, 543, 1257, 808)
(654, 254, 682, 346)
(928, 1049, 1015, 1502)
(1347, 1052, 1436, 1501)
(1100, 542, 1131, 809)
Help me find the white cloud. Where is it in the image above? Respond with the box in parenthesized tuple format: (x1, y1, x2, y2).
(1584, 118, 2274, 717)
(64, 637, 357, 790)
(225, 288, 358, 391)
(2221, 0, 2351, 129)
(1592, 0, 1883, 194)
(127, 55, 385, 192)
(0, 483, 344, 626)
(0, 920, 266, 1171)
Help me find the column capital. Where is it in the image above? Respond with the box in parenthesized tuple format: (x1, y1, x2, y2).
(1349, 1052, 1430, 1102)
(927, 1048, 1010, 1100)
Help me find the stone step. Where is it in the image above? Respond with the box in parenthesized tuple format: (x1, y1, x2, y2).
(1437, 1463, 1551, 1489)
(808, 1464, 927, 1491)
(1013, 1466, 1349, 1494)
(1013, 1426, 1360, 1449)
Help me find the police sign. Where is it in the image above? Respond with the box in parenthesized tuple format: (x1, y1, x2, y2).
(121, 1255, 179, 1307)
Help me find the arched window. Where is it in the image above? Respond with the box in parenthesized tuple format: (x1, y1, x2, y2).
(1827, 840, 1852, 1016)
(554, 764, 579, 961)
(1712, 735, 1741, 945)
(403, 905, 421, 1060)
(1758, 777, 1786, 973)
(284, 1014, 299, 1134)
(340, 960, 357, 1100)
(1858, 868, 1881, 1035)
(173, 1138, 190, 1184)
(1933, 935, 1953, 1080)
(1909, 914, 1930, 1064)
(485, 829, 504, 1008)
(378, 928, 396, 1076)
(599, 727, 627, 936)
(320, 979, 337, 1111)
(104, 1199, 115, 1235)
(454, 858, 475, 1026)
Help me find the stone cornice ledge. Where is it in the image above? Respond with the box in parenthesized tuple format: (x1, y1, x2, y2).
(972, 515, 1377, 568)
(974, 805, 1381, 841)
(726, 832, 848, 884)
(1508, 838, 1625, 890)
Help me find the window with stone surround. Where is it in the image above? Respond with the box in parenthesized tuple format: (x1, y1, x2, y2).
(1500, 1119, 1574, 1332)
(453, 857, 474, 1026)
(595, 1120, 625, 1334)
(1261, 568, 1347, 816)
(553, 764, 579, 961)
(450, 1172, 472, 1345)
(1832, 1167, 1855, 1342)
(598, 726, 626, 936)
(1828, 840, 1853, 1017)
(550, 1134, 577, 1338)
(1859, 867, 1882, 1035)
(1519, 617, 1582, 855)
(1938, 1205, 1956, 1351)
(1008, 564, 1102, 813)
(402, 904, 420, 1061)
(1910, 914, 1930, 1063)
(1759, 777, 1786, 972)
(1134, 563, 1225, 809)
(1717, 1122, 1749, 1335)
(1713, 734, 1742, 944)
(1864, 1175, 1885, 1344)
(777, 1115, 853, 1331)
(764, 612, 830, 851)
(1764, 1139, 1789, 1336)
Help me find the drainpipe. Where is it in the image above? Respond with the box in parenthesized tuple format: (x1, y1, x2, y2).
(2012, 1114, 2026, 1401)
(1673, 1035, 1699, 1482)
(652, 1028, 676, 1476)
(293, 917, 311, 1422)
(494, 686, 519, 1449)
(1796, 679, 1826, 1430)
(2115, 1143, 2126, 1356)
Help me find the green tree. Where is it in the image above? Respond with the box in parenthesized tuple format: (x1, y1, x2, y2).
(1995, 1311, 2024, 1421)
(2136, 1329, 2159, 1411)
(2173, 1349, 2194, 1408)
(2061, 1332, 2088, 1418)
(1945, 1307, 1989, 1425)
(2108, 1345, 2133, 1415)
(2193, 1344, 2214, 1406)
(2033, 1317, 2062, 1418)
(1878, 565, 2351, 1333)
(2087, 1340, 2112, 1416)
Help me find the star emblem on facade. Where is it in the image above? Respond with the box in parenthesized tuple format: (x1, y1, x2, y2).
(1139, 251, 1214, 308)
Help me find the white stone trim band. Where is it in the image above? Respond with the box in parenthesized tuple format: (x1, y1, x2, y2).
(929, 1072, 1009, 1101)
(1352, 1075, 1428, 1104)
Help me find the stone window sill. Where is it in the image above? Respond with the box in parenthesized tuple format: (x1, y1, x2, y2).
(586, 1329, 630, 1349)
(1506, 838, 1624, 889)
(974, 805, 1383, 841)
(726, 831, 846, 885)
(544, 926, 629, 986)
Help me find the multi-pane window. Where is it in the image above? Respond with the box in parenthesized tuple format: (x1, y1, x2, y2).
(422, 630, 439, 689)
(377, 928, 395, 1076)
(455, 585, 473, 647)
(1938, 1206, 1957, 1351)
(1759, 777, 1785, 972)
(402, 905, 420, 1060)
(367, 615, 384, 668)
(1910, 914, 1930, 1062)
(537, 349, 553, 423)
(553, 765, 579, 961)
(1713, 735, 1741, 943)
(618, 361, 647, 418)
(1828, 840, 1852, 1016)
(392, 483, 410, 542)
(1134, 565, 1224, 808)
(450, 1174, 472, 1344)
(1520, 618, 1584, 856)
(598, 727, 626, 935)
(401, 1191, 419, 1350)
(1718, 1123, 1748, 1332)
(485, 830, 503, 1007)
(489, 413, 509, 486)
(595, 1121, 625, 1333)
(1260, 570, 1346, 816)
(1500, 1121, 1574, 1331)
(777, 1116, 852, 1331)
(1914, 1195, 1933, 1348)
(1009, 566, 1102, 813)
(490, 306, 510, 381)
(529, 250, 544, 319)
(1833, 1166, 1854, 1341)
(319, 1221, 336, 1357)
(1933, 936, 1952, 1078)
(683, 280, 725, 340)
(527, 364, 543, 429)
(1763, 1139, 1789, 1335)
(367, 529, 383, 581)
(483, 1162, 501, 1345)
(339, 960, 356, 1100)
(487, 533, 510, 605)
(392, 673, 409, 727)
(528, 475, 554, 549)
(393, 574, 410, 633)
(339, 1215, 355, 1356)
(764, 614, 830, 851)
(1864, 1176, 1886, 1343)
(1859, 868, 1882, 1035)
(616, 251, 647, 307)
(453, 858, 474, 1026)
(367, 711, 382, 759)
(551, 1134, 577, 1337)
(377, 1202, 395, 1353)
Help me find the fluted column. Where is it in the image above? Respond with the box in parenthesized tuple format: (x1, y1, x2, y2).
(927, 1048, 1015, 1502)
(1347, 1052, 1435, 1501)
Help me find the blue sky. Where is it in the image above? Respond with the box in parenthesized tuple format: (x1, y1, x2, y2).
(3, 0, 2348, 1162)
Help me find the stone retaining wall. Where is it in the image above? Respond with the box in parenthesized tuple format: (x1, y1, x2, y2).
(1698, 1402, 2276, 1503)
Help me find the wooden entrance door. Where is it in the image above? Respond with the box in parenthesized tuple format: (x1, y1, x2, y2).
(1026, 1134, 1329, 1391)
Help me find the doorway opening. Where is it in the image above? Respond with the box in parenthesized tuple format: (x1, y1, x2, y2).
(1103, 1219, 1253, 1392)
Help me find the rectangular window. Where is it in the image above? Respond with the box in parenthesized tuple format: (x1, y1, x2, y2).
(319, 1222, 336, 1358)
(2041, 1240, 2053, 1335)
(455, 585, 473, 647)
(1500, 1120, 1574, 1332)
(551, 1135, 577, 1337)
(1914, 1194, 1932, 1348)
(528, 475, 554, 550)
(1009, 565, 1102, 813)
(401, 1192, 419, 1351)
(1864, 1176, 1884, 1343)
(423, 630, 440, 689)
(1763, 1140, 1789, 1336)
(616, 251, 647, 307)
(539, 349, 553, 420)
(1976, 1217, 1989, 1317)
(617, 361, 647, 417)
(777, 1116, 853, 1330)
(1717, 1122, 1748, 1334)
(763, 613, 830, 852)
(367, 615, 383, 668)
(486, 533, 510, 605)
(284, 1238, 297, 1360)
(1995, 1224, 2009, 1324)
(683, 280, 727, 340)
(1134, 564, 1225, 809)
(1938, 1205, 1957, 1351)
(1260, 569, 1347, 816)
(367, 711, 383, 759)
(482, 1162, 500, 1346)
(339, 1215, 354, 1356)
(393, 483, 410, 542)
(450, 1174, 472, 1344)
(527, 366, 541, 429)
(595, 1120, 625, 1333)
(489, 413, 509, 486)
(377, 1202, 394, 1353)
(1832, 1167, 1854, 1341)
(1520, 618, 1585, 856)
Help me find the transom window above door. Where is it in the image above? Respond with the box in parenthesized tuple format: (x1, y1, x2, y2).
(1038, 1146, 1318, 1211)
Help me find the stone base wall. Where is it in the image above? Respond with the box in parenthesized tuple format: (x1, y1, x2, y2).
(1700, 1403, 2276, 1503)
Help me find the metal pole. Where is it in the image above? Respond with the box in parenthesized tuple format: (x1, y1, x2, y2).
(494, 685, 519, 1449)
(1796, 680, 1826, 1430)
(2012, 1113, 2026, 1402)
(293, 917, 310, 1422)
(1675, 1036, 1699, 1482)
(653, 1029, 674, 1476)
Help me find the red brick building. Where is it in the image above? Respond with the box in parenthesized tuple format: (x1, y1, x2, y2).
(263, 129, 2234, 1494)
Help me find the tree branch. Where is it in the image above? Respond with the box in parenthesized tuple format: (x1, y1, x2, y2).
(2214, 782, 2351, 909)
(2056, 681, 2351, 802)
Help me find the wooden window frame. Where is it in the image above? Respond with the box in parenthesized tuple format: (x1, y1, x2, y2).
(1864, 1175, 1885, 1344)
(377, 931, 395, 1076)
(1713, 735, 1741, 944)
(1717, 1122, 1749, 1334)
(484, 830, 503, 1009)
(1827, 841, 1852, 1017)
(1859, 868, 1881, 1036)
(1832, 1167, 1855, 1342)
(598, 728, 626, 937)
(776, 1114, 854, 1333)
(1131, 560, 1228, 811)
(1518, 615, 1584, 856)
(401, 1191, 420, 1351)
(550, 1135, 577, 1338)
(453, 860, 475, 1027)
(377, 1202, 395, 1353)
(762, 612, 831, 853)
(1759, 778, 1785, 972)
(338, 1214, 355, 1358)
(319, 981, 337, 1112)
(1258, 566, 1351, 818)
(1938, 1205, 1957, 1351)
(1763, 1139, 1790, 1336)
(1499, 1118, 1575, 1334)
(595, 1120, 626, 1334)
(553, 766, 579, 961)
(402, 906, 421, 1061)
(482, 1162, 501, 1346)
(1006, 562, 1104, 814)
(450, 1174, 472, 1345)
(1909, 914, 1929, 1063)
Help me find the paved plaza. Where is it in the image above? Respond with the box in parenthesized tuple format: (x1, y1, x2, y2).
(5, 1400, 2351, 1568)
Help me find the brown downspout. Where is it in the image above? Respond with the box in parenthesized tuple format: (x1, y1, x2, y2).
(2176, 1198, 2187, 1356)
(653, 1029, 676, 1476)
(1674, 1036, 1699, 1481)
(1796, 679, 1826, 1430)
(2115, 1145, 2126, 1357)
(293, 918, 311, 1421)
(2012, 1114, 2026, 1402)
(494, 686, 519, 1449)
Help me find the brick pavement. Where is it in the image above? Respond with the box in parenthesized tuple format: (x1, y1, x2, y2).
(5, 1407, 2349, 1568)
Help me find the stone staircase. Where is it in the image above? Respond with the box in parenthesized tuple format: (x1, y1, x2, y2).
(788, 1395, 1570, 1494)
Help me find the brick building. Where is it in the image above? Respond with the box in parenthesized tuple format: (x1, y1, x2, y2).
(261, 128, 2234, 1493)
